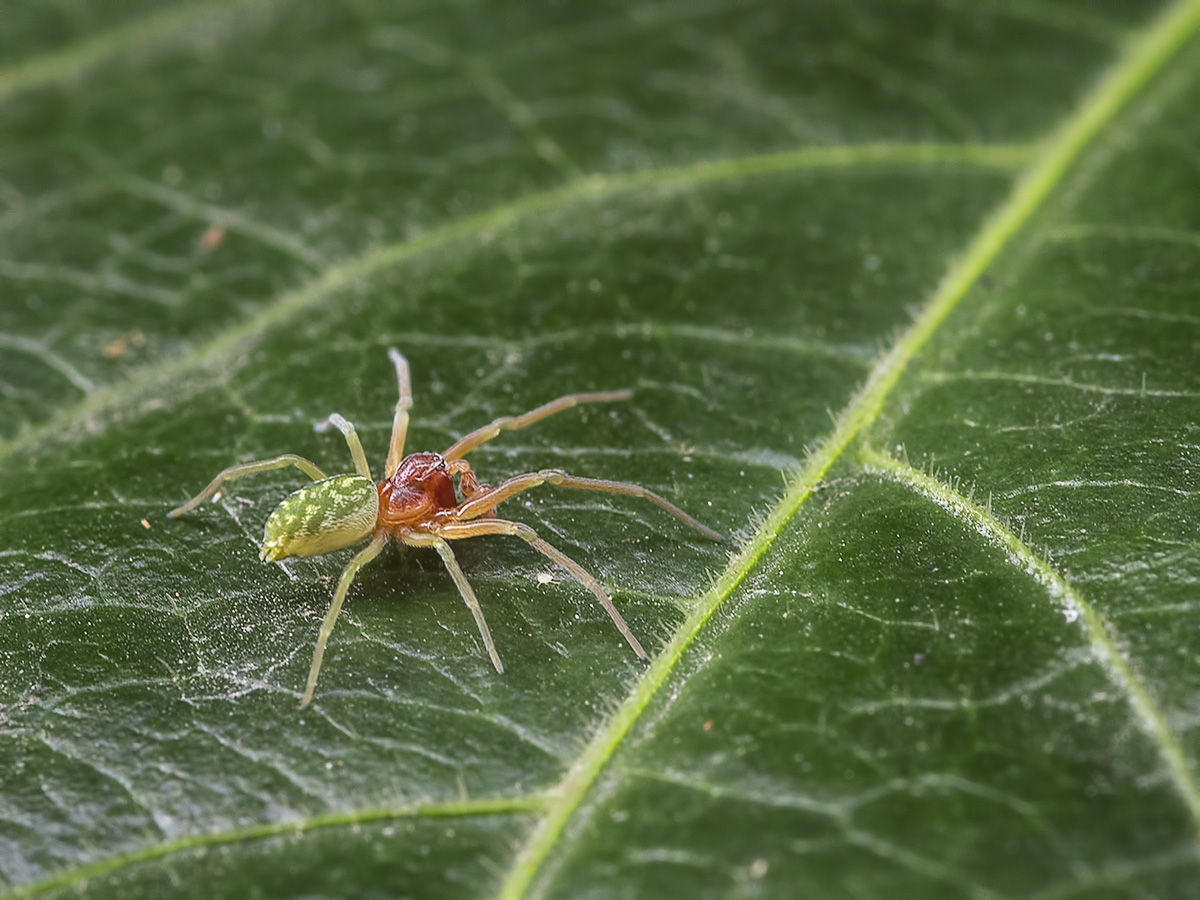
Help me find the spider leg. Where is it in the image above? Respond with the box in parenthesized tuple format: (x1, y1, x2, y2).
(441, 389, 632, 461)
(314, 413, 371, 479)
(300, 532, 387, 708)
(168, 455, 327, 518)
(384, 348, 413, 478)
(400, 529, 504, 674)
(434, 518, 647, 660)
(451, 469, 723, 542)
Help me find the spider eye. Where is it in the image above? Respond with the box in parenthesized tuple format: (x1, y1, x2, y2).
(260, 475, 379, 561)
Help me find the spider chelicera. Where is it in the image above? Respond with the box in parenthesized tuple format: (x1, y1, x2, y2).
(169, 349, 722, 707)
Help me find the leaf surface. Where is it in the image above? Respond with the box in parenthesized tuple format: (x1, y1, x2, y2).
(2, 1, 1199, 898)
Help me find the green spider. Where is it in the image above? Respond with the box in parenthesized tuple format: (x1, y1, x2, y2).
(169, 349, 722, 706)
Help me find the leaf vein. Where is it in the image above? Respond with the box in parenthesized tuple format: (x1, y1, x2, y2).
(861, 446, 1200, 834)
(922, 369, 1200, 400)
(112, 172, 326, 268)
(0, 794, 547, 900)
(0, 140, 1028, 470)
(0, 0, 284, 104)
(491, 3, 1200, 894)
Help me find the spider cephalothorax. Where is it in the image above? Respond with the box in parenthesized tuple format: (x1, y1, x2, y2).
(169, 349, 721, 707)
(377, 452, 462, 527)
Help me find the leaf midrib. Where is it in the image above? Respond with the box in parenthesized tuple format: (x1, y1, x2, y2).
(0, 140, 1027, 900)
(5, 0, 1198, 895)
(492, 1, 1200, 896)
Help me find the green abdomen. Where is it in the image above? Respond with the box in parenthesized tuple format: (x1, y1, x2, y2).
(260, 474, 379, 561)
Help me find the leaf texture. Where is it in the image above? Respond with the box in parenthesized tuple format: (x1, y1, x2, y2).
(1, 1, 1199, 898)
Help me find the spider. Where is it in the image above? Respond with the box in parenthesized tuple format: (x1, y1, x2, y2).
(169, 349, 722, 707)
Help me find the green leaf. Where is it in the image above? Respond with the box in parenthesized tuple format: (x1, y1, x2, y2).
(2, 1, 1199, 898)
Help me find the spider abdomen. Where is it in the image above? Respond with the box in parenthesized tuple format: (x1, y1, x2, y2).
(260, 474, 379, 562)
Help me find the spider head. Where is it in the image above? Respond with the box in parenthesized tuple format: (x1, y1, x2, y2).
(260, 474, 380, 561)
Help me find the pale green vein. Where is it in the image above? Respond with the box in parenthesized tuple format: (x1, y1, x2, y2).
(861, 446, 1200, 832)
(1031, 847, 1200, 900)
(0, 139, 1029, 469)
(357, 26, 579, 176)
(0, 334, 95, 394)
(924, 0, 1129, 45)
(357, 322, 874, 364)
(464, 56, 580, 176)
(113, 171, 326, 267)
(0, 793, 546, 900)
(921, 369, 1200, 400)
(1044, 222, 1200, 249)
(0, 0, 282, 104)
(830, 44, 980, 140)
(492, 3, 1200, 896)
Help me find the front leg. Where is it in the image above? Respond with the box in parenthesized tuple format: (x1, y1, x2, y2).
(168, 455, 327, 518)
(314, 413, 372, 479)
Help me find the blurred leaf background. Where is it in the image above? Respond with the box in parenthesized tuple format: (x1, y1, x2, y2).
(2, 1, 1200, 897)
